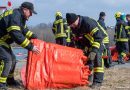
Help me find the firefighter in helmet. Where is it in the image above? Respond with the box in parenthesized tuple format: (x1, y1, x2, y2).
(52, 11, 68, 46)
(114, 12, 129, 64)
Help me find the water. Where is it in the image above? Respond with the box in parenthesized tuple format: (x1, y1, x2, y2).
(12, 47, 28, 60)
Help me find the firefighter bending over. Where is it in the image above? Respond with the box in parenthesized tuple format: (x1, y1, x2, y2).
(0, 2, 40, 90)
(66, 13, 105, 88)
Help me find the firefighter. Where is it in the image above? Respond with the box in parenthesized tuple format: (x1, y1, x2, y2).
(66, 26, 71, 46)
(66, 13, 106, 88)
(98, 12, 107, 30)
(115, 12, 129, 64)
(125, 14, 130, 60)
(0, 2, 40, 89)
(98, 12, 112, 68)
(52, 11, 68, 46)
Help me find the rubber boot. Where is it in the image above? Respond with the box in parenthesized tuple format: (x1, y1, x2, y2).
(118, 55, 125, 64)
(90, 82, 102, 89)
(7, 77, 21, 88)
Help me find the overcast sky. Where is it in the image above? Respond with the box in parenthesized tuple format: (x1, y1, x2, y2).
(0, 0, 129, 26)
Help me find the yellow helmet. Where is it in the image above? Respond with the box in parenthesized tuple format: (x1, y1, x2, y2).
(55, 11, 62, 17)
(115, 12, 122, 18)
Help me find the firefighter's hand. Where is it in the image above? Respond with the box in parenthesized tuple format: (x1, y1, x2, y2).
(88, 52, 96, 61)
(31, 34, 38, 39)
(32, 46, 40, 54)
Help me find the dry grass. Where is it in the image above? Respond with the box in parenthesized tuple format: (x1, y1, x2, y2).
(9, 63, 130, 90)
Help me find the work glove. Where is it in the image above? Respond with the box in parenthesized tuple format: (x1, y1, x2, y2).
(30, 34, 38, 39)
(32, 45, 40, 54)
(88, 52, 96, 61)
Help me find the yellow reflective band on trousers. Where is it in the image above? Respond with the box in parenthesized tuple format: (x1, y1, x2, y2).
(128, 32, 130, 34)
(125, 26, 130, 30)
(0, 60, 4, 77)
(94, 68, 104, 73)
(54, 19, 63, 24)
(0, 34, 11, 48)
(90, 27, 99, 36)
(8, 73, 14, 78)
(0, 34, 11, 42)
(7, 26, 21, 32)
(26, 31, 33, 39)
(20, 38, 30, 48)
(0, 77, 7, 83)
(66, 38, 71, 42)
(121, 52, 126, 57)
(0, 40, 10, 48)
(0, 60, 6, 83)
(94, 59, 104, 73)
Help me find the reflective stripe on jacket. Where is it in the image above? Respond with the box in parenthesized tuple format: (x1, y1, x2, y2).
(115, 19, 128, 42)
(0, 9, 34, 50)
(52, 16, 67, 38)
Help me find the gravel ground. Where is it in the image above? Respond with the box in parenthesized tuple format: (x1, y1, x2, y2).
(8, 61, 130, 90)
